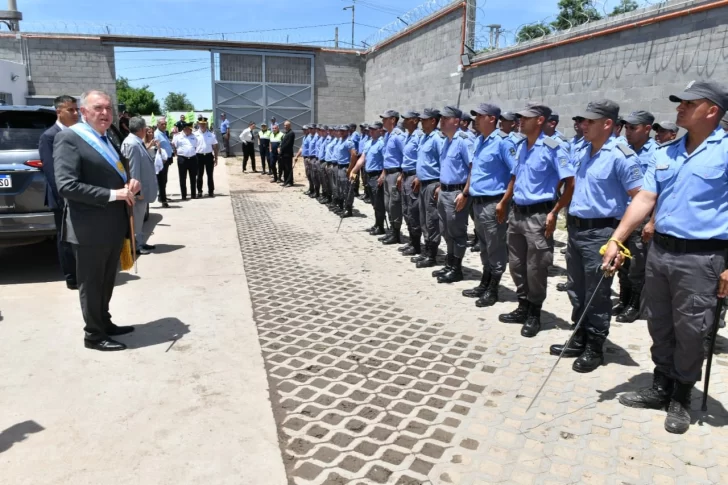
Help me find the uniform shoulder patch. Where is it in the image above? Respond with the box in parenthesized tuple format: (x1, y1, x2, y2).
(496, 130, 507, 138)
(457, 131, 469, 139)
(616, 143, 636, 157)
(392, 127, 403, 135)
(543, 137, 560, 149)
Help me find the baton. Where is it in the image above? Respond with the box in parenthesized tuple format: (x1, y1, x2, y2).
(702, 297, 725, 411)
(337, 175, 356, 234)
(527, 268, 609, 411)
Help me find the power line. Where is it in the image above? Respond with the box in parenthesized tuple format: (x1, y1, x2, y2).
(118, 59, 208, 70)
(128, 67, 209, 81)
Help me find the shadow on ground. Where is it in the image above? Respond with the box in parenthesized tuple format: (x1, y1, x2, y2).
(0, 420, 44, 454)
(119, 317, 190, 350)
(0, 240, 62, 285)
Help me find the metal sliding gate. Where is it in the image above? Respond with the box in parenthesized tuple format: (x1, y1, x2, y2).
(212, 50, 314, 155)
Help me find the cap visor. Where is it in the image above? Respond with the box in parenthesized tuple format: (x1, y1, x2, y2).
(669, 92, 703, 103)
(515, 109, 539, 118)
(578, 111, 604, 120)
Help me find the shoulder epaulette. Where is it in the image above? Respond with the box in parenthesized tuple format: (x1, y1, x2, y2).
(496, 130, 508, 138)
(511, 132, 526, 141)
(457, 131, 469, 139)
(414, 129, 424, 136)
(392, 128, 403, 135)
(543, 137, 560, 149)
(556, 133, 568, 142)
(616, 143, 635, 157)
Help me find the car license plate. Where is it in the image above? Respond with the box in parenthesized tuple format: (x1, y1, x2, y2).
(0, 175, 10, 188)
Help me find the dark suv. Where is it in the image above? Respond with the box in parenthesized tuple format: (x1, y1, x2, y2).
(0, 106, 57, 248)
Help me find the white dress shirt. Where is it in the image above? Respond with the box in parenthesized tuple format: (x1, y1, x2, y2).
(240, 127, 254, 143)
(195, 129, 218, 155)
(172, 132, 198, 157)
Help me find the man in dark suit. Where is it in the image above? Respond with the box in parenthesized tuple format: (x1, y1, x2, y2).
(54, 90, 141, 352)
(39, 95, 79, 290)
(280, 120, 296, 187)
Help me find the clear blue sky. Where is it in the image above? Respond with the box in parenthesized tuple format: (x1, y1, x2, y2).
(17, 0, 627, 109)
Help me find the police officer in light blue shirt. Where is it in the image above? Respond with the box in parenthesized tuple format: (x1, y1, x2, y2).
(569, 116, 589, 163)
(397, 111, 423, 257)
(379, 110, 406, 245)
(357, 123, 372, 202)
(325, 127, 342, 206)
(613, 110, 660, 323)
(499, 103, 575, 338)
(219, 113, 230, 157)
(296, 125, 315, 196)
(460, 102, 517, 308)
(335, 126, 357, 217)
(603, 80, 728, 435)
(411, 108, 445, 269)
(553, 100, 642, 374)
(613, 116, 628, 145)
(500, 111, 526, 149)
(351, 122, 386, 235)
(310, 125, 324, 199)
(544, 112, 570, 149)
(315, 126, 331, 203)
(430, 105, 473, 285)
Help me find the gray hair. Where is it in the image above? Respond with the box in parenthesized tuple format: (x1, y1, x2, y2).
(157, 118, 167, 126)
(80, 90, 111, 108)
(129, 116, 146, 134)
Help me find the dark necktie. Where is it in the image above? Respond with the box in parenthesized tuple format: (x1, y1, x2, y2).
(100, 135, 108, 144)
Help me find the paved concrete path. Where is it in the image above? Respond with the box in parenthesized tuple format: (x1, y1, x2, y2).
(226, 160, 728, 485)
(0, 159, 287, 485)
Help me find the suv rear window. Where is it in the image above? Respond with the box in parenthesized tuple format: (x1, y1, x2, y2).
(0, 111, 56, 150)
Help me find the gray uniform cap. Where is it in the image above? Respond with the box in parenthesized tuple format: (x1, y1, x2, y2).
(516, 103, 552, 120)
(369, 121, 383, 129)
(548, 112, 560, 122)
(471, 103, 501, 118)
(402, 110, 420, 119)
(499, 111, 517, 121)
(623, 110, 655, 126)
(578, 99, 620, 121)
(441, 105, 463, 119)
(380, 109, 400, 119)
(652, 121, 678, 132)
(420, 108, 441, 119)
(669, 80, 728, 111)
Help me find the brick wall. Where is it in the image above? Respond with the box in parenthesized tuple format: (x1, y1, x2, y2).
(0, 35, 116, 105)
(315, 51, 365, 125)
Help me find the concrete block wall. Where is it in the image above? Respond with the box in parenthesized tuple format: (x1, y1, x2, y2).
(0, 35, 116, 105)
(314, 51, 365, 125)
(364, 11, 463, 122)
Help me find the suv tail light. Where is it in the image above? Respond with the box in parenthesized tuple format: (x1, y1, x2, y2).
(24, 159, 43, 168)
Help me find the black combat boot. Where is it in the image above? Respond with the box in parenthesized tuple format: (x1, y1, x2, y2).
(664, 382, 694, 434)
(549, 325, 587, 357)
(521, 303, 542, 338)
(619, 370, 674, 410)
(411, 242, 428, 263)
(370, 224, 386, 236)
(616, 288, 641, 323)
(432, 254, 453, 277)
(342, 208, 353, 218)
(556, 282, 568, 292)
(499, 299, 530, 324)
(462, 269, 490, 298)
(612, 279, 631, 316)
(398, 241, 412, 252)
(572, 334, 605, 373)
(437, 257, 463, 284)
(476, 275, 501, 307)
(417, 245, 438, 268)
(382, 228, 402, 245)
(378, 230, 392, 241)
(466, 231, 477, 247)
(403, 237, 421, 256)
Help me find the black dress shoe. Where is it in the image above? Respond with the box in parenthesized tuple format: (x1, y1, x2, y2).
(137, 247, 151, 255)
(209, 193, 215, 198)
(162, 202, 170, 208)
(84, 338, 127, 351)
(107, 325, 135, 336)
(142, 244, 156, 250)
(66, 281, 78, 290)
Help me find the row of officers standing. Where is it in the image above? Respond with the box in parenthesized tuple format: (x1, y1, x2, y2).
(295, 80, 728, 435)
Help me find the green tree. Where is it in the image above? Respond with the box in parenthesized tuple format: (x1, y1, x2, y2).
(516, 23, 552, 43)
(163, 92, 195, 112)
(550, 0, 602, 31)
(116, 77, 160, 115)
(610, 0, 639, 16)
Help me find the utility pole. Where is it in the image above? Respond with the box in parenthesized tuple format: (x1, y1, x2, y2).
(334, 27, 339, 48)
(343, 1, 355, 48)
(0, 0, 23, 31)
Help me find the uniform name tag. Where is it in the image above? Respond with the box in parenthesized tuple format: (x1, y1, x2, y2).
(656, 164, 669, 170)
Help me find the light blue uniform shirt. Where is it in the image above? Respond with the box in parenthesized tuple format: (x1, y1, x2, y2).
(401, 130, 420, 172)
(220, 119, 230, 134)
(337, 138, 355, 166)
(365, 137, 385, 172)
(569, 138, 643, 219)
(440, 132, 473, 185)
(509, 132, 526, 150)
(512, 133, 574, 206)
(632, 137, 658, 174)
(644, 128, 728, 240)
(416, 131, 444, 181)
(302, 134, 312, 157)
(349, 132, 361, 154)
(358, 134, 370, 154)
(383, 129, 405, 169)
(310, 134, 320, 158)
(315, 135, 328, 159)
(324, 137, 339, 161)
(470, 130, 516, 196)
(154, 129, 173, 159)
(570, 136, 588, 163)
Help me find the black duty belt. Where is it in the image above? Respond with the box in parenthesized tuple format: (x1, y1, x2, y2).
(385, 168, 402, 174)
(567, 215, 616, 230)
(366, 170, 381, 177)
(513, 201, 554, 215)
(654, 232, 728, 254)
(326, 161, 336, 165)
(420, 179, 439, 187)
(440, 183, 466, 192)
(472, 194, 504, 205)
(338, 164, 348, 169)
(403, 170, 416, 177)
(178, 154, 197, 160)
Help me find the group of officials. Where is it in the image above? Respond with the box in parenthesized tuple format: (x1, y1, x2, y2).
(295, 80, 728, 435)
(238, 120, 297, 186)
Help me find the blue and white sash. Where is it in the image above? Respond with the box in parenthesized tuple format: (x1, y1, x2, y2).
(70, 123, 127, 182)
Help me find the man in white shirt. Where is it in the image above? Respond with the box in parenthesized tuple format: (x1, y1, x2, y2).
(239, 121, 256, 172)
(195, 117, 219, 197)
(172, 122, 199, 200)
